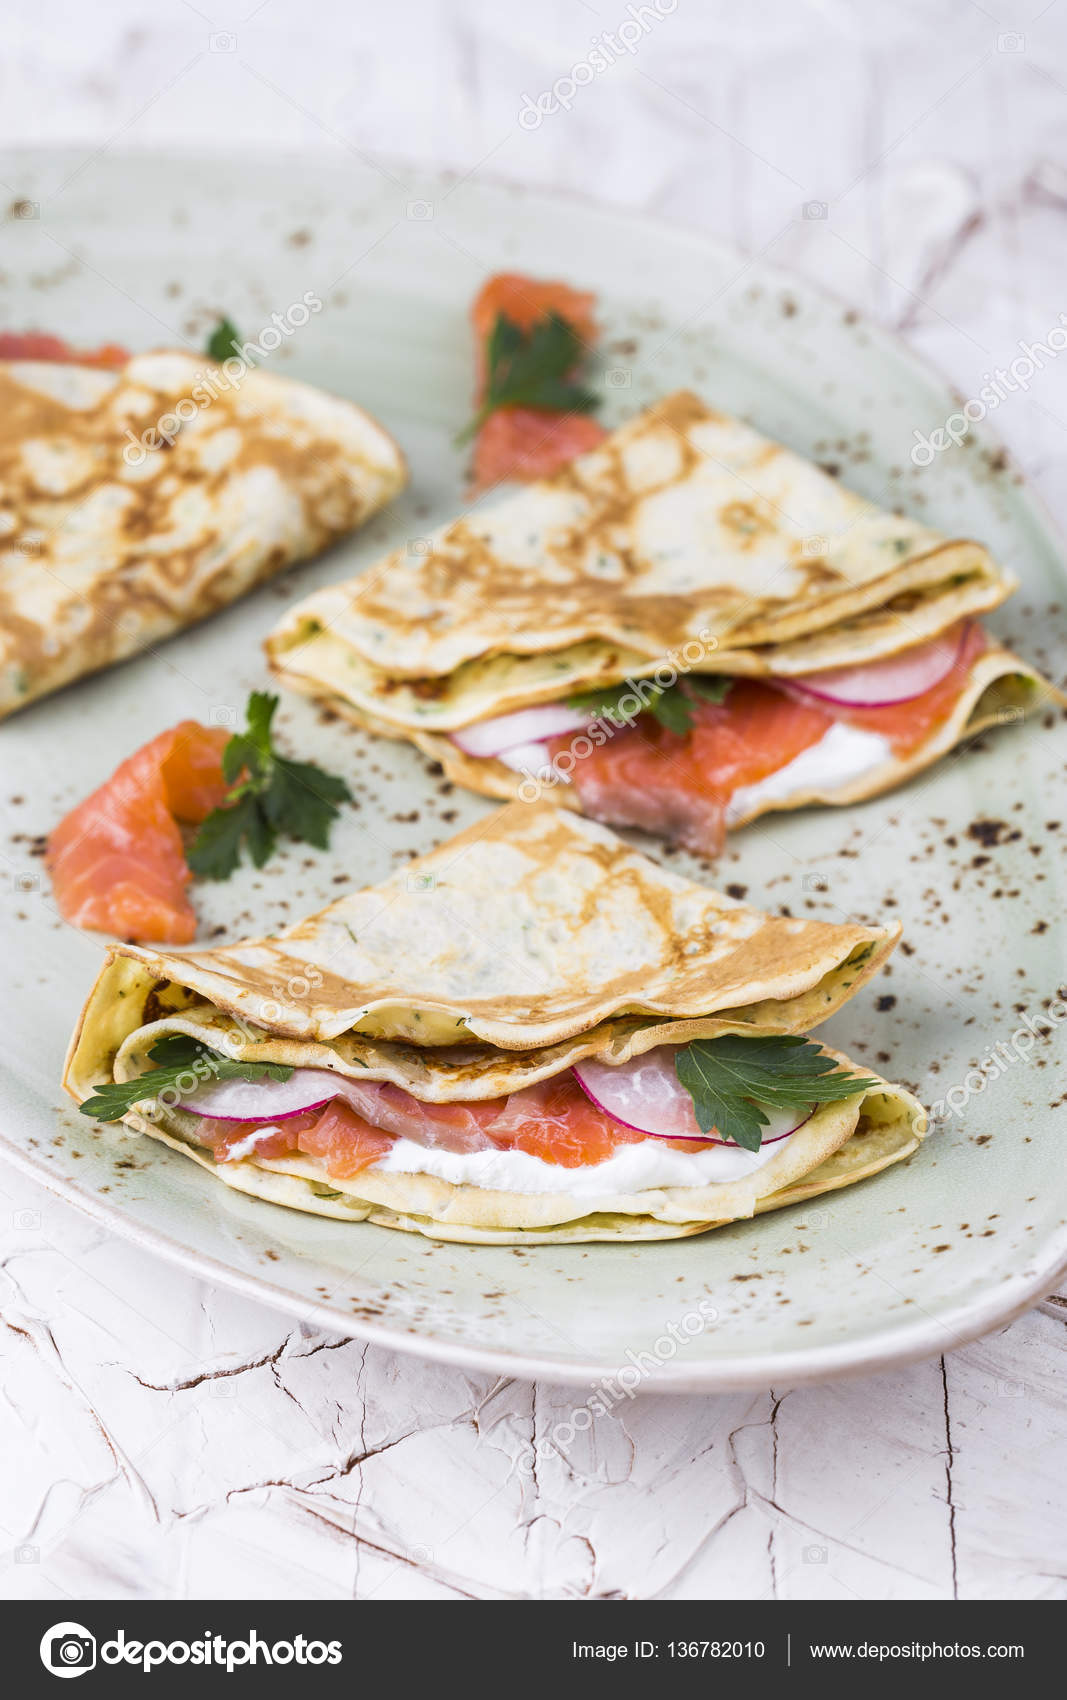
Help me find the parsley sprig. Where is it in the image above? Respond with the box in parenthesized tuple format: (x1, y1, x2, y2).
(79, 1033, 294, 1123)
(674, 1034, 879, 1152)
(206, 316, 242, 362)
(457, 311, 600, 444)
(568, 675, 732, 736)
(188, 692, 351, 881)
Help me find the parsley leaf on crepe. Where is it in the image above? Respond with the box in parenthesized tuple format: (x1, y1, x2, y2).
(674, 1034, 880, 1152)
(568, 675, 733, 735)
(206, 316, 242, 362)
(686, 675, 733, 706)
(79, 1033, 293, 1123)
(187, 692, 351, 881)
(457, 311, 600, 444)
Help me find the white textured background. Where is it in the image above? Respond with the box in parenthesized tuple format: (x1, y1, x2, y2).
(2, 0, 1067, 1601)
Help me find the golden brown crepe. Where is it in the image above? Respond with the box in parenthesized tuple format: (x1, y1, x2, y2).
(266, 390, 1056, 843)
(0, 351, 406, 716)
(65, 804, 925, 1243)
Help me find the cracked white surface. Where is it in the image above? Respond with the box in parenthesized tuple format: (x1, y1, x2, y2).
(2, 0, 1067, 1601)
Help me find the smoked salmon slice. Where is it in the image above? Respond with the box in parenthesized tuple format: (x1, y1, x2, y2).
(471, 406, 608, 494)
(483, 1074, 646, 1166)
(0, 332, 129, 367)
(560, 682, 834, 856)
(47, 721, 230, 944)
(199, 1072, 652, 1177)
(558, 635, 989, 855)
(196, 1103, 395, 1177)
(469, 272, 607, 492)
(289, 1101, 395, 1178)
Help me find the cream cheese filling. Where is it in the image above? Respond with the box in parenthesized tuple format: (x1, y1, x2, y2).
(220, 1124, 790, 1193)
(725, 721, 892, 823)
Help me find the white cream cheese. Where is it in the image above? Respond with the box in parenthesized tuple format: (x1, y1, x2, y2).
(222, 1123, 793, 1193)
(726, 721, 892, 824)
(365, 1131, 790, 1194)
(220, 1123, 789, 1192)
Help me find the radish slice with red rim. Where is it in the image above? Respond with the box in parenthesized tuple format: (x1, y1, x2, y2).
(573, 1050, 814, 1145)
(186, 1067, 348, 1122)
(782, 621, 974, 709)
(450, 703, 591, 759)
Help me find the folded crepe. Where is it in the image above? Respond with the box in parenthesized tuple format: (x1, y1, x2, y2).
(65, 803, 925, 1245)
(267, 390, 1056, 854)
(0, 351, 406, 716)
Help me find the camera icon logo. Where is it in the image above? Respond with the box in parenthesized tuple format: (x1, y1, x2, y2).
(406, 200, 434, 221)
(407, 538, 433, 558)
(13, 200, 40, 220)
(605, 367, 631, 389)
(208, 704, 238, 727)
(405, 872, 436, 892)
(802, 200, 828, 220)
(40, 1622, 96, 1678)
(803, 1544, 828, 1564)
(996, 31, 1025, 52)
(210, 31, 237, 52)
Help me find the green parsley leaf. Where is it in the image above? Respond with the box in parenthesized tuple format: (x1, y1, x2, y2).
(674, 1034, 880, 1153)
(187, 691, 351, 881)
(206, 316, 242, 362)
(457, 311, 600, 444)
(79, 1033, 294, 1124)
(567, 676, 733, 736)
(646, 687, 694, 735)
(260, 757, 351, 851)
(567, 681, 649, 726)
(686, 675, 733, 705)
(186, 795, 272, 879)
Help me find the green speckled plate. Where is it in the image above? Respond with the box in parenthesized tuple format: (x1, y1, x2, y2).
(1, 148, 1065, 1390)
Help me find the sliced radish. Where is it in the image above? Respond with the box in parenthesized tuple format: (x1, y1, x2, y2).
(450, 703, 591, 759)
(784, 621, 972, 708)
(185, 1068, 342, 1122)
(185, 1068, 496, 1152)
(573, 1050, 814, 1145)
